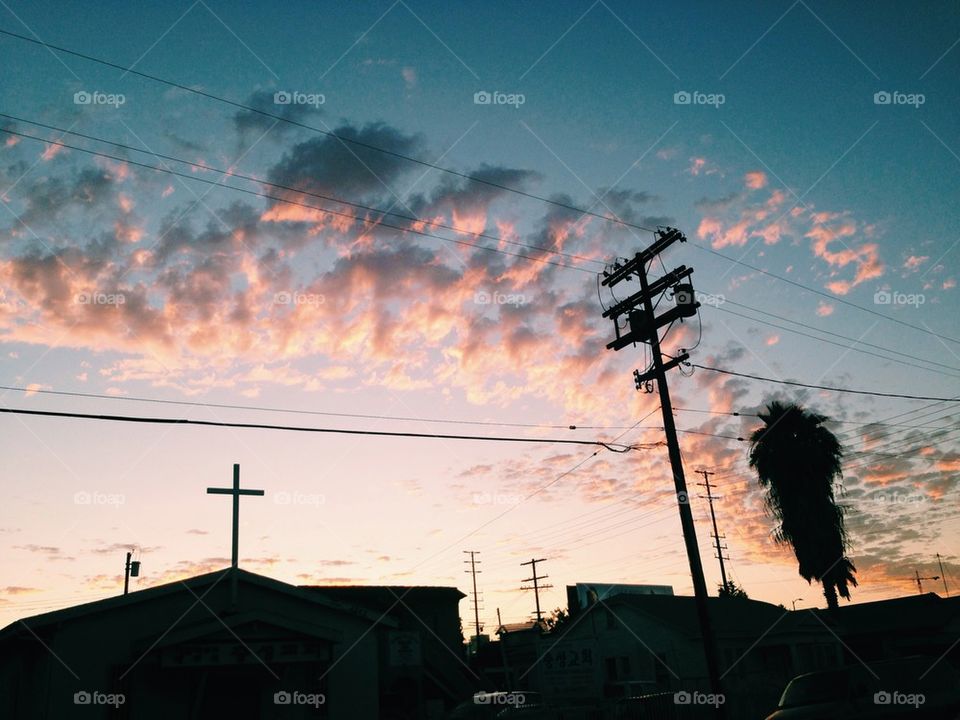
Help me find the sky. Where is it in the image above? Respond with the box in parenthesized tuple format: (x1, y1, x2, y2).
(0, 0, 958, 633)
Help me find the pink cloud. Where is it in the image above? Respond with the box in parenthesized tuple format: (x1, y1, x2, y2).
(41, 143, 65, 161)
(903, 255, 928, 272)
(688, 157, 707, 176)
(745, 171, 768, 190)
(807, 218, 884, 293)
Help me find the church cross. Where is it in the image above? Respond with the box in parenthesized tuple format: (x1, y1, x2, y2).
(206, 463, 264, 568)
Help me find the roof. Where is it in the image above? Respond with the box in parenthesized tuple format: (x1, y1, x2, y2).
(497, 620, 545, 635)
(299, 584, 465, 608)
(599, 594, 811, 638)
(814, 592, 960, 634)
(0, 567, 395, 641)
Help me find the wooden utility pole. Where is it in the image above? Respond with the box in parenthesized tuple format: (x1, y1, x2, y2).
(937, 554, 949, 596)
(697, 470, 730, 595)
(464, 550, 482, 640)
(602, 228, 724, 712)
(520, 558, 551, 622)
(915, 569, 940, 595)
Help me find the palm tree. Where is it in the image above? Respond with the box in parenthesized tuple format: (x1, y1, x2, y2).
(748, 401, 857, 610)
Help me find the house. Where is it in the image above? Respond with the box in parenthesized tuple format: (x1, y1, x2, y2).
(0, 567, 471, 719)
(298, 583, 474, 715)
(495, 593, 843, 718)
(814, 592, 960, 663)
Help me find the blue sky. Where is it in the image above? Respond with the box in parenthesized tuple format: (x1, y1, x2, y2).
(0, 0, 958, 629)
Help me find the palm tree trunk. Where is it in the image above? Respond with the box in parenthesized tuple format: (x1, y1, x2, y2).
(823, 583, 839, 610)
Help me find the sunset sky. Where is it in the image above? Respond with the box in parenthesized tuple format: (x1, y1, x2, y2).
(1, 0, 958, 633)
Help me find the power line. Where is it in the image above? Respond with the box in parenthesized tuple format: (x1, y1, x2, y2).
(690, 243, 960, 346)
(412, 407, 664, 577)
(5, 383, 944, 435)
(0, 406, 656, 451)
(706, 302, 960, 378)
(0, 127, 591, 274)
(690, 364, 960, 402)
(3, 27, 956, 348)
(675, 407, 953, 432)
(0, 28, 659, 236)
(0, 112, 605, 268)
(0, 383, 617, 431)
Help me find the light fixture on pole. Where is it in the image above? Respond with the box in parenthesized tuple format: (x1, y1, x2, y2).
(123, 550, 141, 596)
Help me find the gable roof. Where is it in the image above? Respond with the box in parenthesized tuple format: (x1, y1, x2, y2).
(0, 567, 394, 642)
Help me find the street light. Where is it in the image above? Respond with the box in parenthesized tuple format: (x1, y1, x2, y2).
(791, 598, 803, 611)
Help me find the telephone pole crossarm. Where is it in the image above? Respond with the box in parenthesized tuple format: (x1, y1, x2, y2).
(520, 558, 552, 622)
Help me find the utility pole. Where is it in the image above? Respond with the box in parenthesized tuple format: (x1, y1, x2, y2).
(697, 470, 730, 595)
(601, 227, 724, 710)
(937, 554, 949, 597)
(463, 550, 483, 640)
(123, 551, 140, 596)
(520, 558, 552, 622)
(915, 569, 940, 595)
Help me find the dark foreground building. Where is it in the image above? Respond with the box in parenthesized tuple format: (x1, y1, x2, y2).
(0, 568, 471, 719)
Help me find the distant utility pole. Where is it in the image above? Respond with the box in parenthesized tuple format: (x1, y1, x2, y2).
(463, 550, 483, 639)
(122, 551, 140, 596)
(601, 227, 724, 710)
(697, 470, 730, 595)
(937, 553, 950, 597)
(520, 558, 552, 622)
(915, 569, 940, 595)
